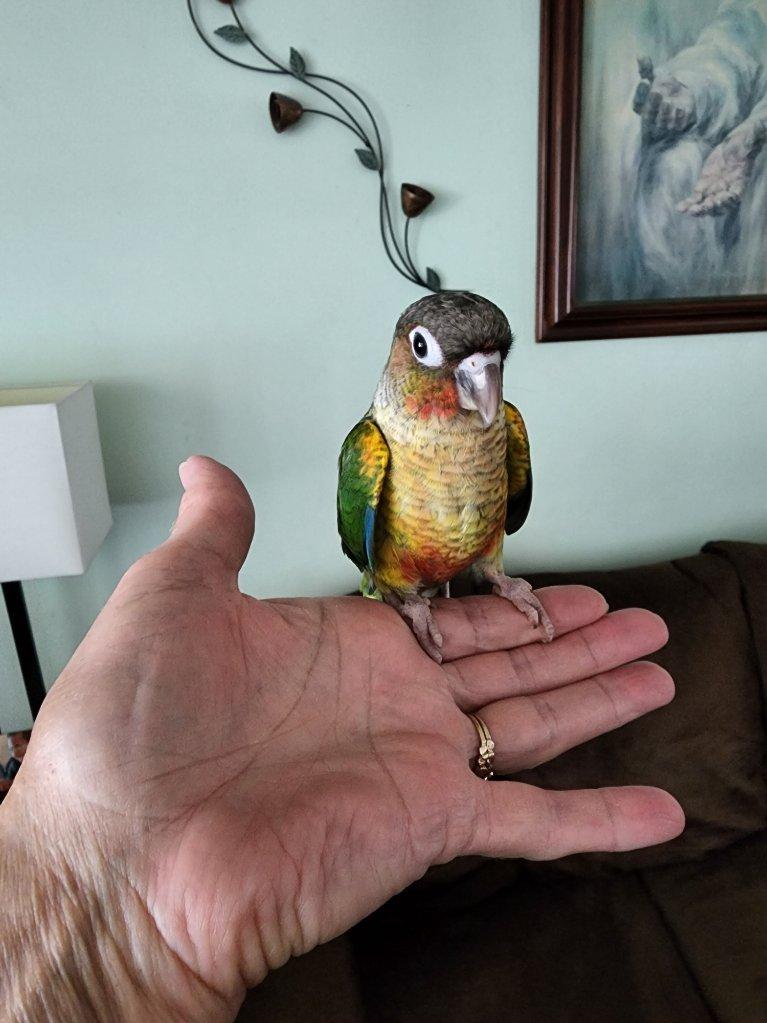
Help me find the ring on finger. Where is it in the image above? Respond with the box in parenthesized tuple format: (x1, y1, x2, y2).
(468, 713, 495, 780)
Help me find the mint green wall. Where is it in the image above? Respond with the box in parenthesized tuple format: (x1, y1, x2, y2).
(2, 1, 766, 727)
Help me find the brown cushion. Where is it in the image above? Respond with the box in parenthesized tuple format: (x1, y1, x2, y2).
(512, 542, 767, 872)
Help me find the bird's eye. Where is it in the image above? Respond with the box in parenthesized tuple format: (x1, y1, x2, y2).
(408, 326, 443, 368)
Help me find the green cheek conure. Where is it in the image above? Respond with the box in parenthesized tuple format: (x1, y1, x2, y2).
(337, 290, 553, 661)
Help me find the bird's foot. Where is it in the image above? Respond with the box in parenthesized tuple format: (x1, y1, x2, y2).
(387, 594, 444, 663)
(483, 569, 555, 642)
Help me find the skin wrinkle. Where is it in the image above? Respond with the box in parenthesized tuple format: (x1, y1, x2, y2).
(442, 654, 522, 711)
(297, 816, 331, 953)
(598, 789, 621, 854)
(458, 599, 484, 657)
(591, 671, 629, 728)
(465, 781, 496, 857)
(172, 504, 250, 580)
(142, 844, 200, 982)
(362, 660, 423, 868)
(507, 643, 540, 696)
(328, 606, 345, 752)
(119, 546, 219, 600)
(495, 786, 555, 858)
(137, 742, 265, 789)
(266, 692, 348, 815)
(182, 750, 267, 836)
(20, 858, 98, 1018)
(576, 623, 612, 678)
(222, 856, 276, 987)
(439, 794, 477, 863)
(243, 595, 295, 640)
(491, 787, 541, 860)
(539, 790, 565, 858)
(10, 828, 206, 1023)
(388, 735, 458, 863)
(192, 811, 283, 986)
(262, 817, 314, 960)
(234, 602, 254, 692)
(116, 869, 230, 1020)
(524, 691, 561, 754)
(319, 805, 354, 907)
(253, 608, 323, 747)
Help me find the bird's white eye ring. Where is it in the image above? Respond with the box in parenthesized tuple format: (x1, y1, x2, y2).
(408, 326, 444, 368)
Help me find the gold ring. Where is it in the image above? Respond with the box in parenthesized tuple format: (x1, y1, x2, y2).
(468, 713, 495, 780)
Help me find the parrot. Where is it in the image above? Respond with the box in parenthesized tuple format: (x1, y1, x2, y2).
(337, 290, 553, 661)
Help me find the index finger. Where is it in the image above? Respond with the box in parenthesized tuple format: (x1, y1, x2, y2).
(432, 585, 608, 661)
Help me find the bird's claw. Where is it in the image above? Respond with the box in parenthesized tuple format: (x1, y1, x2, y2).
(395, 596, 444, 663)
(487, 573, 555, 642)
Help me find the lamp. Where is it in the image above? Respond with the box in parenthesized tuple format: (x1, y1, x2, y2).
(0, 383, 112, 718)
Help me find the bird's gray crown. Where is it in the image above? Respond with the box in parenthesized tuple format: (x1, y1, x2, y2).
(395, 291, 513, 362)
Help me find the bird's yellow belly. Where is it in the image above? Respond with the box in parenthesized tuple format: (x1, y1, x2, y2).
(373, 421, 507, 593)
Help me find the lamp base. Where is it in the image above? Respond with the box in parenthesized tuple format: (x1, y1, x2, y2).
(2, 581, 46, 719)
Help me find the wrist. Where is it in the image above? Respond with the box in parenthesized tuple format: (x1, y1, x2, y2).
(0, 799, 236, 1023)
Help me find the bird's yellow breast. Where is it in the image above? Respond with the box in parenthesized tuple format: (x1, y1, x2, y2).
(372, 404, 507, 593)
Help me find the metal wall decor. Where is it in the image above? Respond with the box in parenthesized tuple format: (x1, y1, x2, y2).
(187, 0, 442, 292)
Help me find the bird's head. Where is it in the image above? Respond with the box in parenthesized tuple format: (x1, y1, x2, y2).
(381, 291, 512, 428)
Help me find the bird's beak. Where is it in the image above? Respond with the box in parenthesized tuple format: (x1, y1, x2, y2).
(455, 351, 502, 428)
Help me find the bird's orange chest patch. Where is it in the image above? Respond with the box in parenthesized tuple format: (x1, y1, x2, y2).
(397, 544, 468, 584)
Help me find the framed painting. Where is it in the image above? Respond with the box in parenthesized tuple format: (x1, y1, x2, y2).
(536, 0, 767, 341)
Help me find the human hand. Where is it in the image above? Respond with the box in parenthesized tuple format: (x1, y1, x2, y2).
(0, 457, 684, 1023)
(677, 118, 767, 216)
(633, 57, 696, 141)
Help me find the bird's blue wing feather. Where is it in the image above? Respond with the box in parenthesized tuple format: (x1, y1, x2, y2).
(337, 418, 390, 571)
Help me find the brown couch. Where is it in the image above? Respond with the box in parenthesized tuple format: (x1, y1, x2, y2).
(236, 541, 767, 1023)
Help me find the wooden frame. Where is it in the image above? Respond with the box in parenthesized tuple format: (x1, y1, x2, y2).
(536, 0, 767, 342)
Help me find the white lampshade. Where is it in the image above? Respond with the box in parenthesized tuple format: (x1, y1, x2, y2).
(0, 383, 112, 582)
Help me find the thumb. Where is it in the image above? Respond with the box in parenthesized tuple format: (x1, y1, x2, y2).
(169, 455, 255, 580)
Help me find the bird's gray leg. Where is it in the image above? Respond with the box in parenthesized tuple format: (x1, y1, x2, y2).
(479, 565, 555, 642)
(384, 592, 444, 663)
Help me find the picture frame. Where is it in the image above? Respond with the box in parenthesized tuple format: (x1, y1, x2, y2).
(536, 0, 767, 342)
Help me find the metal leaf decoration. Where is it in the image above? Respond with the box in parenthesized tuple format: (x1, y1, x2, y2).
(355, 148, 380, 172)
(214, 24, 249, 43)
(188, 1, 445, 292)
(289, 47, 307, 78)
(425, 267, 441, 292)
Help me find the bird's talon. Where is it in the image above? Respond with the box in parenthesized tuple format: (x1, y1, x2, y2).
(486, 572, 555, 643)
(389, 595, 445, 662)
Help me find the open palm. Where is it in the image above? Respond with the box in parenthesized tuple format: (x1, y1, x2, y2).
(11, 457, 683, 1023)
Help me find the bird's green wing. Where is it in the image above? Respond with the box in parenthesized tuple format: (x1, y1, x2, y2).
(337, 417, 390, 571)
(504, 401, 533, 535)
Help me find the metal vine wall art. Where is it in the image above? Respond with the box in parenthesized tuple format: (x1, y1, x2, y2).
(186, 0, 443, 292)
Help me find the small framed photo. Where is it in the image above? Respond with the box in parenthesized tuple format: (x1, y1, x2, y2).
(537, 0, 767, 341)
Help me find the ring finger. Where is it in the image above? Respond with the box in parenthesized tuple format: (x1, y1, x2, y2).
(461, 660, 674, 775)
